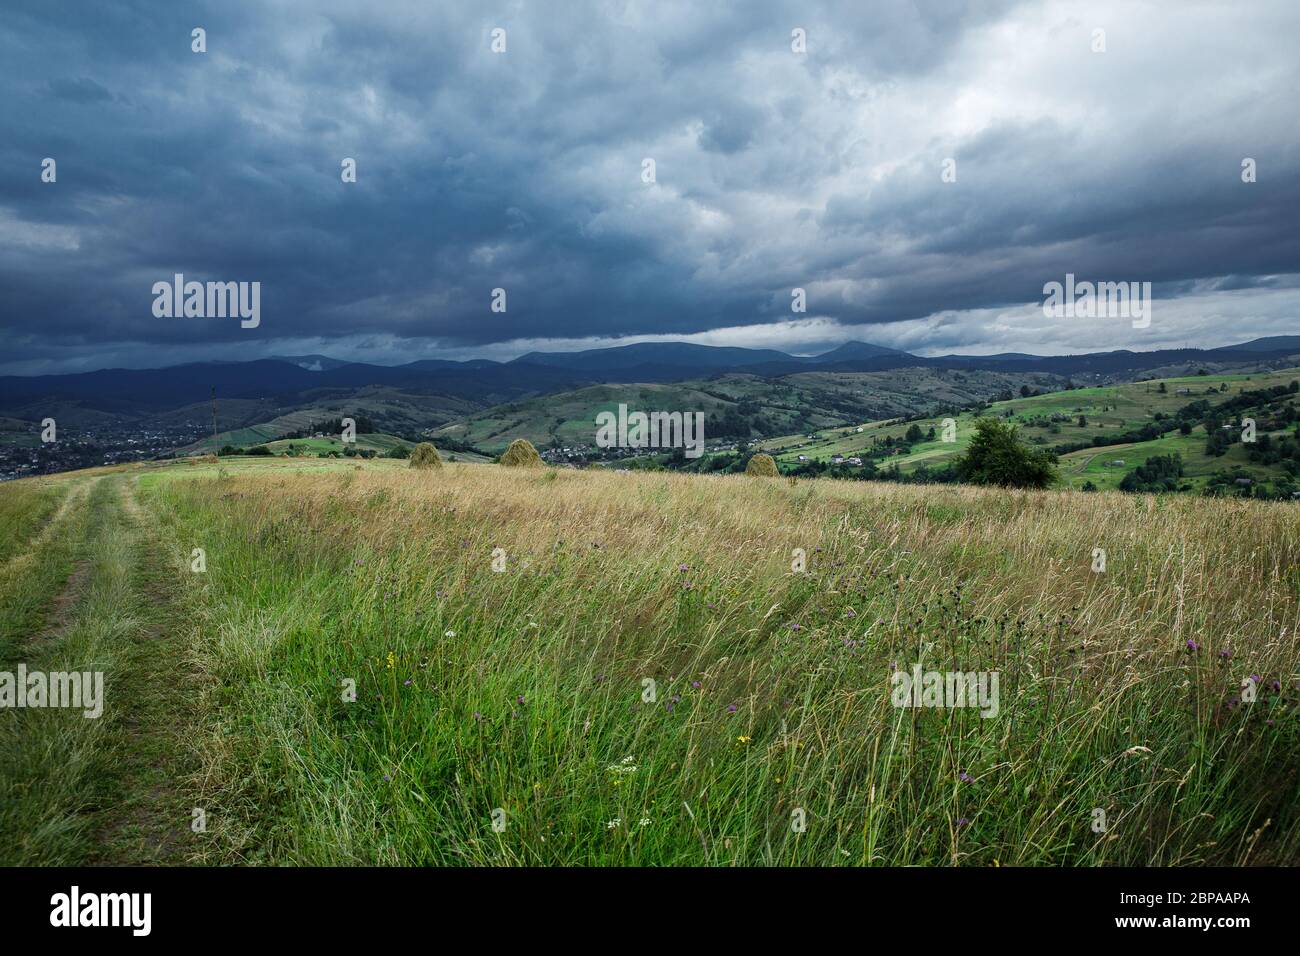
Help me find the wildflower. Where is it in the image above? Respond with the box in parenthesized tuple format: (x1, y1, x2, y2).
(678, 564, 688, 572)
(956, 817, 970, 829)
(517, 695, 525, 705)
(639, 817, 650, 826)
(606, 818, 621, 829)
(727, 704, 738, 714)
(691, 681, 701, 689)
(444, 629, 456, 637)
(790, 623, 801, 631)
(472, 712, 482, 721)
(403, 679, 412, 686)
(1185, 639, 1200, 652)
(737, 735, 751, 744)
(959, 771, 974, 784)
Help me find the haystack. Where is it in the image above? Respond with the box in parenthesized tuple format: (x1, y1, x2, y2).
(499, 438, 543, 467)
(745, 453, 780, 477)
(408, 442, 443, 469)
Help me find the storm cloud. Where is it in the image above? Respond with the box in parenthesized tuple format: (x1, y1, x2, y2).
(1, 0, 1297, 374)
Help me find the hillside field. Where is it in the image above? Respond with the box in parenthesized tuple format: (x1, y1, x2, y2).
(761, 368, 1300, 493)
(434, 368, 1071, 454)
(0, 457, 1297, 866)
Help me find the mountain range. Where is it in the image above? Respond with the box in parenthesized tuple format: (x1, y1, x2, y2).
(2, 336, 1297, 449)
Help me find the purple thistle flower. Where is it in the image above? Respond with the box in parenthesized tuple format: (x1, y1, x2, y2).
(956, 817, 970, 829)
(1185, 639, 1200, 652)
(959, 771, 974, 784)
(727, 704, 738, 714)
(691, 681, 702, 689)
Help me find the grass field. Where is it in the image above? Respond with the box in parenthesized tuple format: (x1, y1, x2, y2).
(1, 457, 1297, 865)
(761, 368, 1300, 492)
(435, 368, 1071, 454)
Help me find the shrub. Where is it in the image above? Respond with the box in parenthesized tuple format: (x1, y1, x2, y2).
(499, 438, 543, 467)
(745, 453, 780, 477)
(955, 417, 1058, 489)
(409, 442, 443, 470)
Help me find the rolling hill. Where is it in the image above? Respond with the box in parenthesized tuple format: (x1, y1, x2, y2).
(756, 368, 1300, 497)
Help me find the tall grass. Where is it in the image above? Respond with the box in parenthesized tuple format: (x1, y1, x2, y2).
(127, 463, 1300, 865)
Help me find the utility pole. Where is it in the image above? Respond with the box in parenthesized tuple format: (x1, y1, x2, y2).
(211, 387, 218, 442)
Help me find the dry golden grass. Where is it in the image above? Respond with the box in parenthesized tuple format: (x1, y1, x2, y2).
(499, 438, 543, 467)
(129, 460, 1300, 864)
(745, 453, 780, 476)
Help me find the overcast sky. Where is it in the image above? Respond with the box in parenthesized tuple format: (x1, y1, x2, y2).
(2, 0, 1297, 375)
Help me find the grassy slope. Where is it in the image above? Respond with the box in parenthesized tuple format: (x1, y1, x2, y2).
(0, 473, 201, 864)
(3, 457, 1297, 865)
(762, 368, 1300, 490)
(113, 459, 1300, 865)
(435, 369, 1070, 454)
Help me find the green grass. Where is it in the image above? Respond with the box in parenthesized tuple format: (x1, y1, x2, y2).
(124, 461, 1300, 865)
(763, 368, 1300, 489)
(3, 458, 1297, 866)
(0, 477, 65, 564)
(0, 475, 202, 865)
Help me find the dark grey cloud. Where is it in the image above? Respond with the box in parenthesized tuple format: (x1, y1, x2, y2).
(0, 0, 1296, 374)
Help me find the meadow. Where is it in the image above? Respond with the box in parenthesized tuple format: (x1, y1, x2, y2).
(0, 457, 1297, 865)
(762, 368, 1300, 492)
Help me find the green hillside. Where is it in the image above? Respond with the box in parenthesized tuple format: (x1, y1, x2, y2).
(435, 368, 1072, 453)
(760, 368, 1300, 497)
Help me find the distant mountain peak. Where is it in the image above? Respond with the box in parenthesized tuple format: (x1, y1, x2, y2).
(813, 341, 905, 361)
(267, 354, 349, 372)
